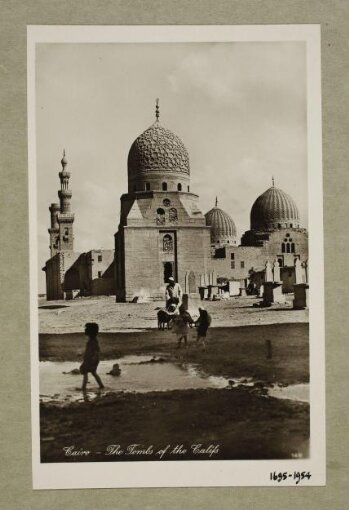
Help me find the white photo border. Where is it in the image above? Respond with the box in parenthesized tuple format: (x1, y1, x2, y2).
(28, 24, 325, 489)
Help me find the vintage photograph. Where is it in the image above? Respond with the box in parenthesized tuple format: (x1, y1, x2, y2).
(29, 25, 324, 488)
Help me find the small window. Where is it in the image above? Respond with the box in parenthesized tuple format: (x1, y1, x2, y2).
(278, 223, 281, 229)
(169, 208, 178, 223)
(231, 261, 235, 269)
(290, 223, 293, 228)
(145, 182, 150, 191)
(240, 261, 245, 268)
(162, 182, 167, 191)
(177, 183, 182, 191)
(231, 253, 235, 260)
(187, 185, 190, 192)
(286, 244, 290, 253)
(286, 233, 290, 237)
(282, 242, 286, 253)
(291, 243, 295, 253)
(98, 271, 102, 278)
(156, 208, 165, 225)
(98, 255, 102, 262)
(163, 234, 173, 252)
(65, 228, 69, 235)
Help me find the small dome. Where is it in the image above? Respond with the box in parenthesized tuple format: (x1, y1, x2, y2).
(251, 185, 300, 230)
(128, 122, 190, 178)
(205, 200, 237, 245)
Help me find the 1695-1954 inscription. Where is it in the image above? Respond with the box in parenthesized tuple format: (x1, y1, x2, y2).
(270, 471, 312, 485)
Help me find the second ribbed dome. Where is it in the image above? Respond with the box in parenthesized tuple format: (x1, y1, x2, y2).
(205, 200, 237, 245)
(250, 185, 300, 230)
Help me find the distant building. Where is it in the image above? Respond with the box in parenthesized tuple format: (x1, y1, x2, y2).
(42, 154, 115, 300)
(211, 184, 308, 291)
(43, 102, 308, 301)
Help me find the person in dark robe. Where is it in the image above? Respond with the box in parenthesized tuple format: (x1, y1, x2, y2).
(195, 307, 212, 350)
(79, 322, 104, 391)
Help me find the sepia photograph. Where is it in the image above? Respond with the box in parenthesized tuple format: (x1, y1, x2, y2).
(28, 25, 325, 488)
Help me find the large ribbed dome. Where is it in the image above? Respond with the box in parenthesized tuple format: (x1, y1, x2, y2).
(128, 123, 190, 177)
(251, 185, 300, 230)
(205, 200, 237, 245)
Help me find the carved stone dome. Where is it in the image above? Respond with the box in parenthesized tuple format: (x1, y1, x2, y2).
(205, 200, 237, 245)
(127, 121, 190, 193)
(250, 185, 300, 230)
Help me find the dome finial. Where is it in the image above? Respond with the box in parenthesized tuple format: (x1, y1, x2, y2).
(215, 196, 218, 207)
(272, 176, 275, 187)
(155, 98, 160, 122)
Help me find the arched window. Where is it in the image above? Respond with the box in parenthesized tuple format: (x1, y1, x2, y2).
(145, 182, 150, 191)
(278, 223, 281, 229)
(291, 243, 295, 253)
(162, 182, 167, 191)
(156, 208, 165, 225)
(286, 243, 290, 253)
(278, 258, 283, 267)
(177, 183, 182, 191)
(282, 243, 286, 253)
(163, 234, 173, 252)
(187, 185, 190, 192)
(169, 208, 178, 223)
(290, 223, 293, 228)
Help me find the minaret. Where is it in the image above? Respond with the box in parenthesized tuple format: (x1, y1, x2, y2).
(48, 202, 60, 257)
(48, 150, 75, 256)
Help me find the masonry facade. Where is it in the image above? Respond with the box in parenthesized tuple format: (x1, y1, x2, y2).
(115, 108, 211, 301)
(43, 104, 308, 301)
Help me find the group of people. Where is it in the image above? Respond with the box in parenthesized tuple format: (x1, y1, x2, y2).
(78, 277, 211, 391)
(165, 276, 212, 350)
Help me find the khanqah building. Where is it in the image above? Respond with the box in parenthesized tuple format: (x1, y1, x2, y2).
(43, 101, 308, 301)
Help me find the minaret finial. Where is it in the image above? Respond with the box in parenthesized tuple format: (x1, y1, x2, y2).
(215, 196, 218, 207)
(155, 98, 159, 122)
(272, 176, 275, 187)
(61, 149, 67, 167)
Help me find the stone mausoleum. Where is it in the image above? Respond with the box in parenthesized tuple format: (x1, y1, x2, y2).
(43, 102, 308, 301)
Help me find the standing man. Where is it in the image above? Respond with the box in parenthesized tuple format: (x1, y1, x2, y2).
(165, 276, 182, 309)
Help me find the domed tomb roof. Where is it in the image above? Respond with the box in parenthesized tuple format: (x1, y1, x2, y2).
(250, 183, 300, 230)
(128, 123, 190, 177)
(205, 198, 237, 245)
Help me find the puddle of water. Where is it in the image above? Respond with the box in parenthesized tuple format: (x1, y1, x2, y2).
(267, 383, 309, 403)
(40, 355, 228, 404)
(39, 355, 309, 405)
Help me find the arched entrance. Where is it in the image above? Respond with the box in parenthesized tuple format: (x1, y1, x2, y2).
(163, 261, 174, 283)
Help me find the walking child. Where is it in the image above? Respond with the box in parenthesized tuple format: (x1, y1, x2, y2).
(172, 304, 193, 349)
(195, 307, 212, 350)
(79, 322, 104, 391)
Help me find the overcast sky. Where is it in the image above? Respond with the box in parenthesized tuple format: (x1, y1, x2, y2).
(36, 41, 307, 292)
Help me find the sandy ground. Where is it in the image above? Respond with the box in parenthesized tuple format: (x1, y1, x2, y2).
(39, 294, 308, 334)
(40, 320, 309, 462)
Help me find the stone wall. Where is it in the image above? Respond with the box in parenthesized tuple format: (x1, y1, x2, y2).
(209, 229, 308, 282)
